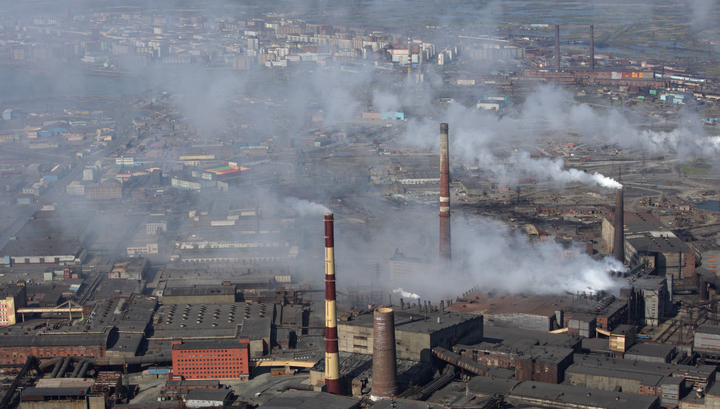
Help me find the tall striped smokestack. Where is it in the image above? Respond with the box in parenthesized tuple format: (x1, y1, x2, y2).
(439, 123, 451, 269)
(590, 25, 595, 71)
(613, 188, 625, 264)
(324, 213, 341, 395)
(555, 25, 560, 71)
(371, 307, 397, 399)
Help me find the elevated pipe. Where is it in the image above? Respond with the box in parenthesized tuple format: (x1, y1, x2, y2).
(77, 361, 92, 378)
(71, 359, 90, 378)
(39, 357, 62, 371)
(56, 356, 72, 378)
(50, 357, 65, 378)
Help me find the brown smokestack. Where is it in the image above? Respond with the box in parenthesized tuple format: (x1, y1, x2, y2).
(590, 25, 595, 71)
(555, 25, 560, 71)
(613, 188, 625, 264)
(439, 123, 451, 270)
(324, 213, 341, 395)
(371, 307, 397, 399)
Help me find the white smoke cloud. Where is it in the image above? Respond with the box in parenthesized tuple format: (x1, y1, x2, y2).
(389, 219, 629, 298)
(283, 197, 331, 217)
(393, 288, 420, 299)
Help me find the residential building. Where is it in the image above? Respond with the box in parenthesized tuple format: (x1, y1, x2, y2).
(0, 284, 27, 326)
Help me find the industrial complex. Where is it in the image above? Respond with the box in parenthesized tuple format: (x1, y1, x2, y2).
(0, 1, 719, 409)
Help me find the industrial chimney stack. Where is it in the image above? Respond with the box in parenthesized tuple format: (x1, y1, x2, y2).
(590, 25, 595, 70)
(439, 123, 452, 270)
(613, 188, 625, 264)
(555, 25, 560, 71)
(324, 214, 341, 395)
(371, 307, 398, 399)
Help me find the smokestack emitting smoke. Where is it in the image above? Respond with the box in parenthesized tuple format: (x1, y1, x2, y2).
(590, 25, 595, 71)
(439, 123, 452, 270)
(613, 188, 625, 264)
(324, 213, 341, 395)
(371, 307, 398, 400)
(555, 25, 560, 71)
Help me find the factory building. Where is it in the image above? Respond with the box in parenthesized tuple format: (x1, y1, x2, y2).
(694, 325, 720, 353)
(566, 354, 715, 406)
(0, 328, 112, 365)
(603, 211, 695, 277)
(108, 257, 150, 280)
(449, 326, 580, 384)
(509, 380, 661, 409)
(85, 181, 122, 199)
(161, 285, 236, 304)
(337, 306, 482, 362)
(625, 276, 671, 327)
(0, 283, 27, 326)
(146, 215, 168, 234)
(388, 250, 438, 283)
(170, 339, 250, 380)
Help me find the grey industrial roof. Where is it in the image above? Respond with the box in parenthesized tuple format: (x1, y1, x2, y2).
(21, 386, 90, 399)
(572, 354, 715, 379)
(0, 330, 111, 348)
(151, 303, 267, 339)
(0, 284, 24, 299)
(165, 380, 219, 388)
(0, 239, 83, 257)
(172, 339, 248, 350)
(467, 376, 519, 397)
(338, 306, 481, 334)
(697, 324, 720, 336)
(509, 381, 660, 409)
(163, 285, 235, 297)
(185, 388, 230, 402)
(626, 234, 691, 254)
(372, 400, 445, 409)
(566, 364, 665, 385)
(624, 343, 675, 359)
(261, 390, 361, 409)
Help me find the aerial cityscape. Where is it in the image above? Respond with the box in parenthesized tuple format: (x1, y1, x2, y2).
(0, 0, 720, 408)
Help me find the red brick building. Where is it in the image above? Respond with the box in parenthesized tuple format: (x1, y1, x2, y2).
(171, 339, 250, 380)
(0, 329, 111, 365)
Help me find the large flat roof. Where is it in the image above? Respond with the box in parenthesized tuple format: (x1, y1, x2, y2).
(0, 239, 83, 258)
(510, 381, 659, 409)
(337, 306, 481, 334)
(163, 285, 235, 297)
(261, 390, 361, 409)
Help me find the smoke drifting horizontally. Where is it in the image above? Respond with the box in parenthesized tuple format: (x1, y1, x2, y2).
(393, 288, 420, 300)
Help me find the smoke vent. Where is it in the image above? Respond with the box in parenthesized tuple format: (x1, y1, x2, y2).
(439, 123, 452, 271)
(555, 25, 560, 71)
(590, 25, 595, 71)
(613, 188, 625, 264)
(324, 213, 341, 395)
(371, 307, 397, 399)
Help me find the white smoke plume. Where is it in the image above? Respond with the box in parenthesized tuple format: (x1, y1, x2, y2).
(505, 153, 622, 189)
(386, 220, 629, 298)
(283, 197, 331, 217)
(401, 84, 719, 189)
(393, 288, 420, 299)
